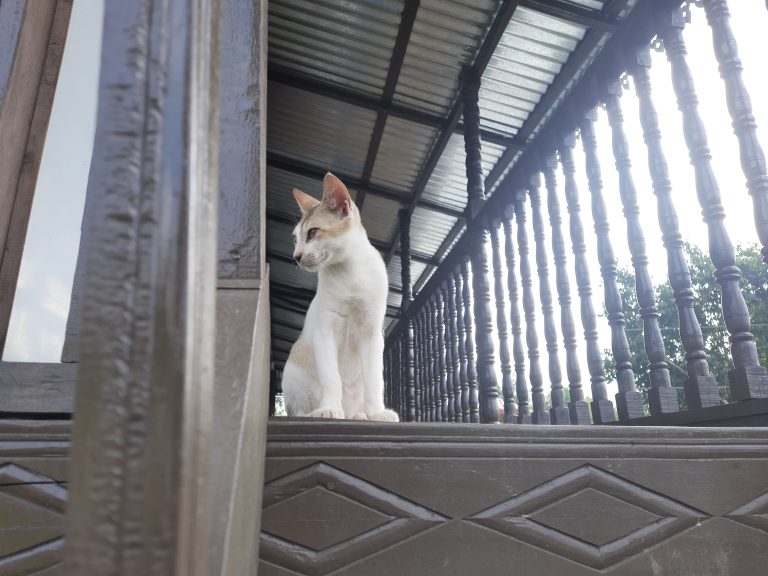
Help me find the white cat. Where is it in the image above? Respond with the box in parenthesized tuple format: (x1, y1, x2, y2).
(281, 173, 399, 422)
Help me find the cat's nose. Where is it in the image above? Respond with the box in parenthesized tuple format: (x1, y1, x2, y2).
(294, 252, 303, 264)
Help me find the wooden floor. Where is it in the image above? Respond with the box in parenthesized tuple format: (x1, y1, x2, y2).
(3, 418, 768, 575)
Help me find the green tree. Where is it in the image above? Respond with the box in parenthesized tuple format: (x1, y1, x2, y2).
(602, 243, 768, 409)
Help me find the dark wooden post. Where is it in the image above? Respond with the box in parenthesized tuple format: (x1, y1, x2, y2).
(560, 134, 616, 423)
(503, 211, 531, 423)
(65, 0, 219, 573)
(581, 107, 645, 421)
(543, 153, 590, 424)
(490, 218, 517, 424)
(629, 45, 708, 413)
(529, 171, 570, 424)
(662, 10, 768, 401)
(422, 307, 434, 422)
(514, 195, 550, 424)
(399, 209, 416, 421)
(454, 266, 471, 422)
(446, 277, 462, 421)
(463, 67, 500, 424)
(461, 258, 480, 423)
(703, 0, 768, 265)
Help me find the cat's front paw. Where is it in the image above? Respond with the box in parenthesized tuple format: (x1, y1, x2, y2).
(350, 413, 368, 421)
(308, 407, 345, 419)
(367, 409, 399, 422)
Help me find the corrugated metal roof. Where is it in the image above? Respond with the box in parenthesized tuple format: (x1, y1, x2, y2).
(267, 166, 359, 218)
(269, 0, 403, 96)
(371, 116, 438, 192)
(268, 82, 377, 177)
(410, 206, 458, 257)
(478, 7, 587, 138)
(421, 133, 506, 210)
(387, 255, 428, 291)
(360, 194, 400, 244)
(393, 0, 501, 116)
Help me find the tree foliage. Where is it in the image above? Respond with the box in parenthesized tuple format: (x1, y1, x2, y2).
(602, 243, 768, 408)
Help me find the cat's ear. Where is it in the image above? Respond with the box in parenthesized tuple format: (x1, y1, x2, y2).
(322, 172, 352, 217)
(293, 188, 320, 215)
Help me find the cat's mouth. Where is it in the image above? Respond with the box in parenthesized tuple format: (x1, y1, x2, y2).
(297, 254, 325, 272)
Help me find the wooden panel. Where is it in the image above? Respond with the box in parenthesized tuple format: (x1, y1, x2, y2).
(0, 361, 76, 413)
(262, 421, 768, 576)
(0, 0, 72, 356)
(0, 420, 69, 575)
(63, 0, 219, 574)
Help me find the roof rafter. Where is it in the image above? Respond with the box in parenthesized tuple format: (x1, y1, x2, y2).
(356, 0, 421, 210)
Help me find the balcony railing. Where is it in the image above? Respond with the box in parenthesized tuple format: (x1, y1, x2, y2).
(383, 1, 768, 426)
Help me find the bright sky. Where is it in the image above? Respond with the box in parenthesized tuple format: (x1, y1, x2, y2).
(4, 2, 767, 416)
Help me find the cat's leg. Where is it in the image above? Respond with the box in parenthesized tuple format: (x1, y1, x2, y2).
(308, 326, 345, 419)
(361, 329, 399, 422)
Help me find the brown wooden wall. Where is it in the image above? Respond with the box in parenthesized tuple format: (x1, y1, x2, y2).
(261, 420, 768, 576)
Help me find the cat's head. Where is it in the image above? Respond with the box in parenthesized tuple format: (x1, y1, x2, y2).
(291, 172, 360, 271)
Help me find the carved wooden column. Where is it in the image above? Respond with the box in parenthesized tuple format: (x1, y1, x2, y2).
(514, 195, 550, 424)
(529, 172, 570, 424)
(543, 153, 590, 424)
(581, 107, 645, 421)
(422, 307, 434, 422)
(454, 266, 471, 422)
(503, 211, 531, 423)
(413, 312, 423, 421)
(629, 45, 708, 413)
(461, 258, 480, 423)
(65, 0, 219, 573)
(703, 0, 768, 265)
(560, 134, 616, 423)
(463, 67, 500, 424)
(427, 296, 441, 421)
(446, 277, 462, 421)
(662, 10, 768, 401)
(490, 218, 517, 423)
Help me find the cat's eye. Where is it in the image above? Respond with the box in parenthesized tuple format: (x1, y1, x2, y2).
(306, 227, 319, 241)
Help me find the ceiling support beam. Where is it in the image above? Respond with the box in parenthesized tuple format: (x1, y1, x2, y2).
(384, 0, 524, 267)
(357, 0, 421, 210)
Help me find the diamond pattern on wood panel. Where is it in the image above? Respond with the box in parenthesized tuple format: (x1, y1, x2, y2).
(469, 464, 705, 569)
(0, 464, 66, 574)
(727, 491, 768, 534)
(260, 462, 449, 576)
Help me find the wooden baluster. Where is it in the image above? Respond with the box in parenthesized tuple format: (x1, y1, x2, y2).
(435, 290, 449, 421)
(514, 195, 550, 424)
(560, 135, 616, 423)
(490, 218, 517, 423)
(454, 266, 471, 422)
(529, 171, 570, 424)
(629, 46, 709, 413)
(441, 283, 456, 422)
(399, 209, 416, 421)
(446, 276, 463, 421)
(462, 259, 480, 423)
(581, 106, 645, 421)
(543, 153, 591, 424)
(422, 307, 434, 422)
(503, 212, 531, 423)
(415, 312, 424, 421)
(662, 11, 768, 401)
(427, 296, 440, 422)
(704, 0, 768, 266)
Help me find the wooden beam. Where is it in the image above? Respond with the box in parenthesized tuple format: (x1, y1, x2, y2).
(0, 0, 62, 355)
